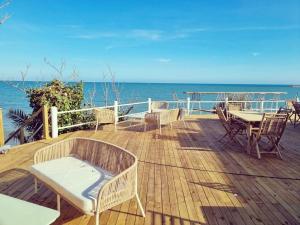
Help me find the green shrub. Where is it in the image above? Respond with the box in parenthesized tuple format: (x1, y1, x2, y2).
(26, 79, 85, 137)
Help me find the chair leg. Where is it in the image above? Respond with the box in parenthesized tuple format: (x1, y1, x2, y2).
(275, 144, 283, 159)
(57, 194, 61, 211)
(95, 121, 98, 133)
(183, 120, 187, 128)
(95, 212, 100, 225)
(34, 178, 38, 193)
(136, 194, 146, 217)
(254, 139, 261, 159)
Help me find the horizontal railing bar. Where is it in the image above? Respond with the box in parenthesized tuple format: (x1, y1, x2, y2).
(58, 102, 149, 114)
(165, 101, 187, 104)
(58, 121, 96, 130)
(58, 105, 114, 114)
(58, 100, 286, 115)
(118, 101, 148, 107)
(228, 100, 286, 103)
(189, 100, 285, 103)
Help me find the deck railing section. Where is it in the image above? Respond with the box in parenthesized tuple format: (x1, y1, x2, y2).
(51, 98, 286, 138)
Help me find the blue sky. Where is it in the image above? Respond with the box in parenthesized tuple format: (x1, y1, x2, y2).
(0, 0, 299, 84)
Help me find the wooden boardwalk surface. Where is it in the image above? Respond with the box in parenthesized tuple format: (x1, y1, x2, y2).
(1, 115, 300, 225)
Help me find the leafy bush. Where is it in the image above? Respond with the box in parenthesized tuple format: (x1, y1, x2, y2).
(8, 79, 86, 143)
(26, 79, 85, 135)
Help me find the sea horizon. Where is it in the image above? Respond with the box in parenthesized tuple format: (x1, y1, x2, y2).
(2, 80, 299, 86)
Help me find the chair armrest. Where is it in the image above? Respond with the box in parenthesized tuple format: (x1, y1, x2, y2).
(96, 163, 137, 213)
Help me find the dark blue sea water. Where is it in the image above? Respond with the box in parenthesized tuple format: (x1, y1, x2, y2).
(0, 81, 299, 140)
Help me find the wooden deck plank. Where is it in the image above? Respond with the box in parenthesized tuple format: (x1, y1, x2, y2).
(0, 115, 300, 225)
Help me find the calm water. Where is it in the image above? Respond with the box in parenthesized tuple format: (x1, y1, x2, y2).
(0, 81, 299, 140)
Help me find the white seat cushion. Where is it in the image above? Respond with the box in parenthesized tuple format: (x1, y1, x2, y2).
(31, 156, 113, 214)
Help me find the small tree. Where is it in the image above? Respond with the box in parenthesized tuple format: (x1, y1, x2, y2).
(8, 79, 85, 142)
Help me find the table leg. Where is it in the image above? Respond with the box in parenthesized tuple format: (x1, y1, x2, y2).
(246, 123, 252, 154)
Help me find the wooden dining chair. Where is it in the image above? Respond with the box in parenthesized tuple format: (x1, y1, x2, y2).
(291, 102, 300, 128)
(250, 113, 288, 159)
(216, 107, 246, 144)
(277, 107, 293, 124)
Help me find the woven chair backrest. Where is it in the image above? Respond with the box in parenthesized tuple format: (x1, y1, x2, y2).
(151, 101, 169, 111)
(94, 108, 115, 124)
(227, 103, 243, 111)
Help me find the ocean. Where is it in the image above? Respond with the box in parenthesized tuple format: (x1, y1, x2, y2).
(0, 81, 299, 141)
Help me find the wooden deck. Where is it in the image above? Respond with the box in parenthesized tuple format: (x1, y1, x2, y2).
(1, 115, 300, 225)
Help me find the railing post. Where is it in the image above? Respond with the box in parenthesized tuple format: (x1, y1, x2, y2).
(260, 100, 264, 112)
(225, 97, 229, 109)
(187, 97, 191, 115)
(51, 106, 58, 138)
(42, 105, 50, 140)
(148, 98, 152, 113)
(114, 101, 119, 124)
(0, 108, 4, 147)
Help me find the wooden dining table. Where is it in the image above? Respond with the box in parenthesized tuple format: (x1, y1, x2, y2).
(228, 111, 264, 154)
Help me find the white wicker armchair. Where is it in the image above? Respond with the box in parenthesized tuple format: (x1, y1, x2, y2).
(144, 109, 180, 134)
(151, 101, 169, 112)
(31, 138, 145, 225)
(93, 108, 116, 131)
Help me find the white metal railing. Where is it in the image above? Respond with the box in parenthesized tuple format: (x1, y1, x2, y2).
(50, 97, 287, 138)
(51, 99, 150, 137)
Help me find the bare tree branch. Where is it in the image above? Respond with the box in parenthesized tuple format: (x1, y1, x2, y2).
(0, 0, 11, 25)
(69, 67, 79, 81)
(4, 64, 31, 93)
(0, 14, 9, 24)
(0, 0, 10, 9)
(44, 58, 66, 80)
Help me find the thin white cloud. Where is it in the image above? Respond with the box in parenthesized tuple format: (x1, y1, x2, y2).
(129, 29, 162, 41)
(155, 58, 171, 63)
(67, 25, 300, 42)
(251, 52, 261, 57)
(216, 25, 300, 32)
(58, 24, 81, 29)
(182, 25, 300, 33)
(69, 32, 118, 39)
